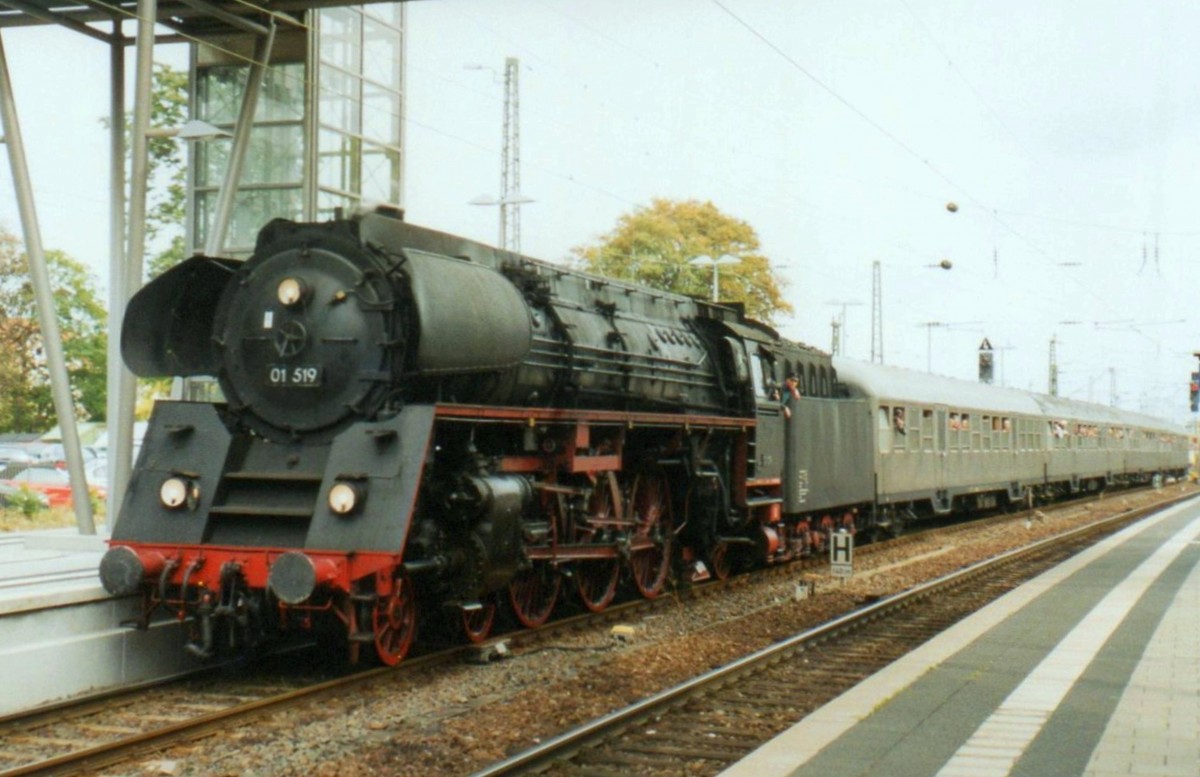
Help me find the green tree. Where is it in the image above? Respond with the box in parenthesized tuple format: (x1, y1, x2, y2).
(145, 63, 189, 277)
(0, 231, 107, 431)
(572, 198, 792, 324)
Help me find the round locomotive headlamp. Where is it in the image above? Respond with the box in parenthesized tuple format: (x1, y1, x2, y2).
(160, 477, 189, 509)
(328, 482, 361, 515)
(277, 277, 306, 307)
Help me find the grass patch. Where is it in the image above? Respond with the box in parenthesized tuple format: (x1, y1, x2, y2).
(0, 506, 107, 533)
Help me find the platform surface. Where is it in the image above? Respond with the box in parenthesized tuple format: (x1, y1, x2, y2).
(0, 527, 214, 714)
(0, 527, 109, 615)
(722, 496, 1200, 777)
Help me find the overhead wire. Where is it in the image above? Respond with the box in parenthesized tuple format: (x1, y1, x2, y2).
(705, 0, 1171, 355)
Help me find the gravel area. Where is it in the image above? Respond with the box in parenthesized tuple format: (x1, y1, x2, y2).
(108, 485, 1194, 777)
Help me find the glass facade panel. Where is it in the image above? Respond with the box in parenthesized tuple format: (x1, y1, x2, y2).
(361, 141, 400, 204)
(197, 125, 305, 187)
(317, 190, 358, 222)
(363, 17, 401, 90)
(362, 80, 400, 144)
(318, 66, 361, 134)
(363, 2, 403, 28)
(196, 63, 305, 123)
(318, 128, 360, 194)
(196, 67, 246, 124)
(257, 65, 306, 122)
(195, 188, 304, 253)
(317, 4, 403, 207)
(320, 7, 362, 72)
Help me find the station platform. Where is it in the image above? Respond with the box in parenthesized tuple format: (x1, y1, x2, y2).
(0, 528, 211, 715)
(722, 495, 1200, 777)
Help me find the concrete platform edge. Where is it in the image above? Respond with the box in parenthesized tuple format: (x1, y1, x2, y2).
(718, 498, 1198, 777)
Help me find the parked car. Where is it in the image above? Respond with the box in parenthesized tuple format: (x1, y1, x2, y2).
(0, 446, 34, 466)
(0, 463, 106, 509)
(85, 458, 109, 488)
(33, 443, 100, 468)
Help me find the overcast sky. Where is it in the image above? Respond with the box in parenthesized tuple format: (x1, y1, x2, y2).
(1, 0, 1197, 422)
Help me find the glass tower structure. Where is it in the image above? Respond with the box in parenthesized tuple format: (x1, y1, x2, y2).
(188, 4, 405, 256)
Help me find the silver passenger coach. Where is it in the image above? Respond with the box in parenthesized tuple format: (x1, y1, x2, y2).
(832, 359, 1188, 526)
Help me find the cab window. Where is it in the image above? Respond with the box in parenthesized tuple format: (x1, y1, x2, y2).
(752, 352, 776, 400)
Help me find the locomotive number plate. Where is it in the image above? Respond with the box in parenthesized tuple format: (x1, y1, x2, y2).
(267, 365, 322, 387)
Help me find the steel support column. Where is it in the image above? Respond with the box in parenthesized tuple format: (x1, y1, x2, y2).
(0, 32, 95, 533)
(110, 0, 158, 529)
(105, 18, 127, 520)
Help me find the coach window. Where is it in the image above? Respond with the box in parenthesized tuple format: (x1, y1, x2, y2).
(948, 412, 960, 450)
(1050, 420, 1066, 448)
(878, 406, 893, 453)
(892, 407, 908, 450)
(921, 409, 935, 451)
(981, 416, 992, 451)
(962, 414, 976, 450)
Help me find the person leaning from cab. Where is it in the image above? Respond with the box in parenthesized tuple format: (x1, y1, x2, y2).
(782, 374, 801, 419)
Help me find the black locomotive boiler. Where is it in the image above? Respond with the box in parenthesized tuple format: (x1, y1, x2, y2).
(99, 207, 1188, 664)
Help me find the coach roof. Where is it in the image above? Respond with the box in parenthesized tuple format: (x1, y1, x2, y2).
(833, 358, 1181, 433)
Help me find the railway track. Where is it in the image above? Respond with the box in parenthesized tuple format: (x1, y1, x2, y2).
(471, 492, 1191, 777)
(0, 585, 706, 775)
(0, 486, 1182, 776)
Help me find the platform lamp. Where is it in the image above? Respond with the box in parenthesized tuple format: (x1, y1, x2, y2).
(689, 254, 740, 302)
(145, 118, 230, 140)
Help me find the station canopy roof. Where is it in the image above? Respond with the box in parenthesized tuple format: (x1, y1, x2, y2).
(0, 0, 405, 40)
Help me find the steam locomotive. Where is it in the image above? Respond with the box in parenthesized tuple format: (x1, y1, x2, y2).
(99, 207, 1188, 664)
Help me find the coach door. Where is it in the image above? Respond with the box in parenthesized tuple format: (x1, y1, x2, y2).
(935, 407, 948, 490)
